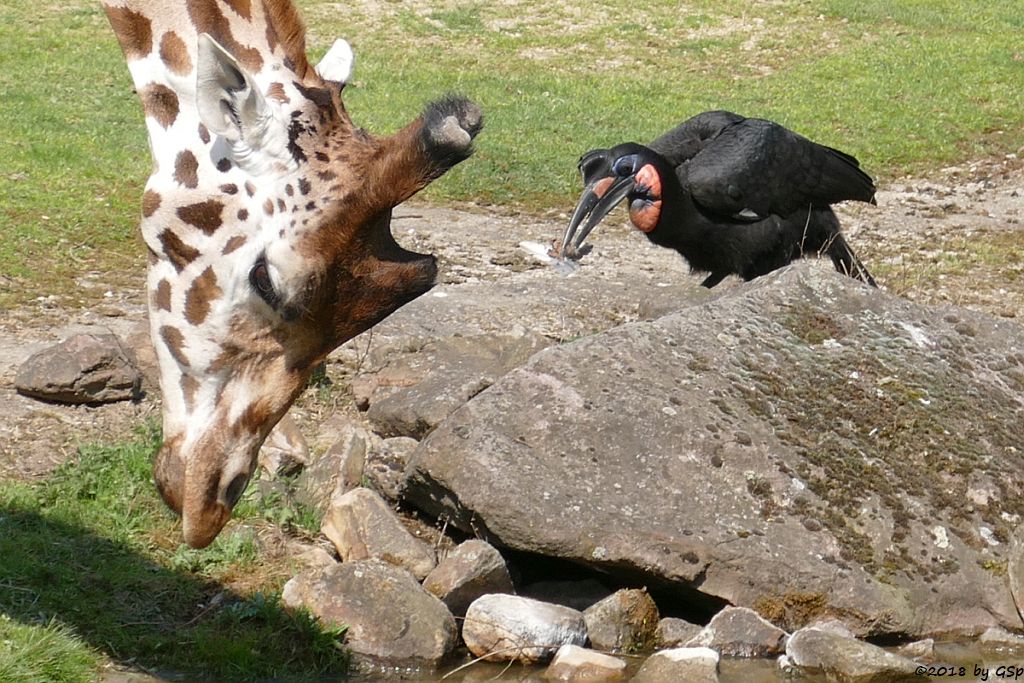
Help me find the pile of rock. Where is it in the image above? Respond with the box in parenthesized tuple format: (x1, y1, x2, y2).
(278, 468, 934, 681)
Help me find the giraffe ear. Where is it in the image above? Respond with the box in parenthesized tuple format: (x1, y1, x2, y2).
(315, 39, 354, 85)
(196, 33, 269, 144)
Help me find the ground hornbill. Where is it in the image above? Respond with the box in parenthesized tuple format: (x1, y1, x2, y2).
(559, 110, 878, 288)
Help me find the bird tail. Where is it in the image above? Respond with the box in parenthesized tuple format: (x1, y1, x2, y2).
(822, 233, 877, 287)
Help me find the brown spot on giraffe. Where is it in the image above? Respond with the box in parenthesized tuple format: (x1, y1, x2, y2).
(284, 184, 294, 197)
(158, 229, 200, 272)
(244, 181, 256, 197)
(223, 0, 252, 20)
(178, 199, 224, 235)
(236, 209, 249, 222)
(220, 184, 238, 195)
(140, 83, 180, 128)
(297, 177, 311, 195)
(142, 190, 162, 217)
(317, 169, 337, 181)
(160, 325, 190, 367)
(180, 374, 200, 412)
(216, 158, 232, 173)
(184, 266, 222, 325)
(223, 234, 247, 254)
(185, 0, 263, 73)
(266, 82, 290, 103)
(263, 199, 275, 215)
(198, 123, 211, 144)
(277, 198, 287, 212)
(159, 31, 192, 76)
(174, 150, 199, 188)
(103, 5, 152, 60)
(154, 279, 172, 311)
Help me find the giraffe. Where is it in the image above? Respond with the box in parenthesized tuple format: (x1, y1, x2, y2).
(102, 0, 482, 548)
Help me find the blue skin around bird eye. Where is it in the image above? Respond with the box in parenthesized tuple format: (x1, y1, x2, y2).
(613, 155, 639, 176)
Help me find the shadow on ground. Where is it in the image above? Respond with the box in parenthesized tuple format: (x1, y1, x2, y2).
(0, 500, 347, 680)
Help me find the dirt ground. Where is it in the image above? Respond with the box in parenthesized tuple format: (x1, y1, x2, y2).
(0, 153, 1021, 481)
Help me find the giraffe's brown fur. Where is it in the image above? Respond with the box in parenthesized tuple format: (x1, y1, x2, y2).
(103, 5, 152, 60)
(157, 229, 200, 271)
(184, 266, 221, 325)
(139, 83, 180, 129)
(142, 189, 161, 217)
(159, 31, 192, 76)
(177, 199, 224, 234)
(174, 150, 199, 188)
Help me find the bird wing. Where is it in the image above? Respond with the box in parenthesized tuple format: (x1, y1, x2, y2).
(683, 117, 876, 219)
(648, 110, 746, 167)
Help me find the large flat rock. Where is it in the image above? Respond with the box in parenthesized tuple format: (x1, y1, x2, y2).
(404, 262, 1024, 638)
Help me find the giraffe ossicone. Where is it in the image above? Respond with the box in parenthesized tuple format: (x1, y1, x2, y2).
(103, 0, 482, 548)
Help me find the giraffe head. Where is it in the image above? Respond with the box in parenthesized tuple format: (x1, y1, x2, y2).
(104, 0, 482, 547)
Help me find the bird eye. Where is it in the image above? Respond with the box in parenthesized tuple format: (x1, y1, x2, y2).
(612, 154, 640, 177)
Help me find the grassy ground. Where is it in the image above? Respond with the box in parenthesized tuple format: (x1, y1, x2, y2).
(0, 424, 346, 681)
(1, 0, 1022, 679)
(1, 0, 1022, 308)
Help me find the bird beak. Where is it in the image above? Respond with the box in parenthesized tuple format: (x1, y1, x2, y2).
(559, 175, 636, 258)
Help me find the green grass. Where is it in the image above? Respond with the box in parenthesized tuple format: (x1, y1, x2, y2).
(0, 0, 1021, 307)
(0, 424, 348, 681)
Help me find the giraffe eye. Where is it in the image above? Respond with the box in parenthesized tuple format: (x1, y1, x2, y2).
(249, 257, 279, 308)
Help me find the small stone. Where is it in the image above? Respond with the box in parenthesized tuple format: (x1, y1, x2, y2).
(282, 559, 456, 666)
(687, 606, 788, 657)
(896, 638, 934, 660)
(364, 435, 418, 500)
(655, 617, 703, 648)
(582, 588, 659, 653)
(786, 626, 919, 683)
(423, 539, 514, 618)
(258, 413, 309, 477)
(631, 647, 719, 683)
(544, 644, 626, 681)
(294, 422, 374, 511)
(321, 487, 436, 580)
(463, 594, 587, 663)
(979, 626, 1024, 652)
(15, 332, 141, 404)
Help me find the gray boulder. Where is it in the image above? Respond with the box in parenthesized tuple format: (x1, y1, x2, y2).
(544, 644, 627, 681)
(404, 263, 1024, 638)
(582, 588, 659, 653)
(281, 559, 457, 667)
(785, 627, 919, 682)
(462, 594, 587, 663)
(366, 436, 419, 500)
(655, 617, 703, 648)
(320, 487, 436, 580)
(15, 332, 141, 404)
(294, 422, 374, 511)
(355, 331, 551, 438)
(423, 539, 514, 618)
(631, 647, 719, 683)
(687, 606, 788, 657)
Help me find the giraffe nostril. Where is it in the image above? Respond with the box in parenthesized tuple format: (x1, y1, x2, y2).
(223, 473, 249, 508)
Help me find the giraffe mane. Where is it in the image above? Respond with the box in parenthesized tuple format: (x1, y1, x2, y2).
(261, 0, 314, 83)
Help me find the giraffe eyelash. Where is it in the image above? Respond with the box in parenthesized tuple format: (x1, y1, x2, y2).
(249, 256, 281, 310)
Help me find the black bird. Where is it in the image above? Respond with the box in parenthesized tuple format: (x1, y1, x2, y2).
(560, 110, 878, 288)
